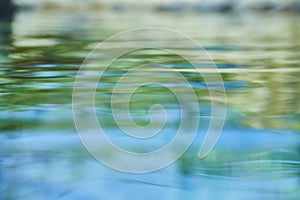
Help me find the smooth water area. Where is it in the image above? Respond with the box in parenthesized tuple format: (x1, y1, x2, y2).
(0, 8, 300, 200)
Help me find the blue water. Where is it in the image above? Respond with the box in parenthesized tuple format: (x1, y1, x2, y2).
(0, 5, 300, 200)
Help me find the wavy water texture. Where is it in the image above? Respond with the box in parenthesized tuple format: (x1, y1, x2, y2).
(14, 0, 300, 12)
(0, 5, 300, 200)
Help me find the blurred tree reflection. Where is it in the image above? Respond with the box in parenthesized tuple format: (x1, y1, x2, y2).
(0, 0, 15, 57)
(0, 0, 16, 21)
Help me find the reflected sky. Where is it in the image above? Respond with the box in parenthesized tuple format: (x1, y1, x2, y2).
(0, 3, 300, 200)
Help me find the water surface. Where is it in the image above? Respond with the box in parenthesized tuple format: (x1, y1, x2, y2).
(0, 8, 300, 200)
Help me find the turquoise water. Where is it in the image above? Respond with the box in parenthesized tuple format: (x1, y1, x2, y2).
(0, 8, 300, 200)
